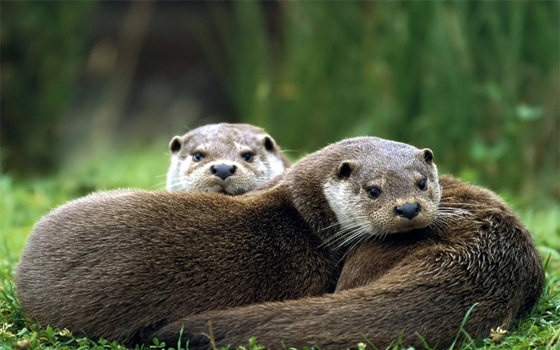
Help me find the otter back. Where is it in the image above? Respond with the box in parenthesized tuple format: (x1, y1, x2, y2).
(16, 188, 337, 344)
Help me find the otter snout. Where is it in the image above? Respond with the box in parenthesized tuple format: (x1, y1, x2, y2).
(395, 203, 420, 220)
(211, 164, 237, 180)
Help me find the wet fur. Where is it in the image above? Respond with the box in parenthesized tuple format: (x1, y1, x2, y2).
(150, 176, 544, 349)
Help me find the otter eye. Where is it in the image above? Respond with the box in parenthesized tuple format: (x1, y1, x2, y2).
(192, 153, 205, 162)
(242, 152, 254, 162)
(418, 179, 428, 191)
(367, 187, 381, 199)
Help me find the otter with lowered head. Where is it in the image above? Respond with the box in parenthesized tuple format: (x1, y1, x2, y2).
(166, 123, 290, 194)
(16, 137, 440, 345)
(152, 177, 544, 349)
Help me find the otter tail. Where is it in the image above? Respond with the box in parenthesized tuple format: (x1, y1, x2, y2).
(148, 239, 543, 349)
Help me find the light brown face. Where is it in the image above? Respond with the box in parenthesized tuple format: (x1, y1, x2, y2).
(166, 124, 288, 195)
(322, 140, 441, 248)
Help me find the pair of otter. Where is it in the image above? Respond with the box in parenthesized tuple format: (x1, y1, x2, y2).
(16, 124, 544, 349)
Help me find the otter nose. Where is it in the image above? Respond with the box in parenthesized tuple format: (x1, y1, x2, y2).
(211, 164, 236, 180)
(395, 203, 420, 220)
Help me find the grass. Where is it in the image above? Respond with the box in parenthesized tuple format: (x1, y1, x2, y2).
(1, 142, 559, 350)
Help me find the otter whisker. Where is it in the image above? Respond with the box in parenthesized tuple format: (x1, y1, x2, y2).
(438, 202, 485, 208)
(437, 209, 473, 217)
(332, 219, 375, 249)
(254, 177, 274, 181)
(321, 217, 368, 234)
(437, 206, 474, 214)
(347, 229, 377, 250)
(429, 217, 452, 231)
(340, 228, 390, 262)
(321, 223, 367, 247)
(438, 201, 482, 205)
(162, 177, 184, 186)
(328, 217, 369, 235)
(338, 226, 371, 249)
(321, 220, 371, 248)
(339, 232, 370, 261)
(433, 213, 457, 223)
(438, 206, 478, 211)
(158, 177, 189, 190)
(149, 180, 174, 190)
(431, 208, 475, 229)
(321, 222, 342, 232)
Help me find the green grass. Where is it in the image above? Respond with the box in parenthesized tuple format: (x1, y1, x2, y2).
(1, 144, 559, 350)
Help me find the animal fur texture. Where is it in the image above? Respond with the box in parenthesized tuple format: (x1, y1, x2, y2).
(16, 137, 440, 345)
(150, 176, 544, 349)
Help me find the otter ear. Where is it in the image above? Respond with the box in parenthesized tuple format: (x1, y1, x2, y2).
(262, 135, 275, 151)
(169, 136, 182, 154)
(421, 148, 434, 165)
(336, 161, 356, 180)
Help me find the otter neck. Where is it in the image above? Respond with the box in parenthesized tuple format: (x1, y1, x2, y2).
(285, 169, 339, 240)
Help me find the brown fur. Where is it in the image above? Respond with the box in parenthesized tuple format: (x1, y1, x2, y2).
(16, 137, 440, 345)
(151, 176, 544, 349)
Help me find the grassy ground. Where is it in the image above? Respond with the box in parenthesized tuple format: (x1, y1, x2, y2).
(1, 144, 559, 350)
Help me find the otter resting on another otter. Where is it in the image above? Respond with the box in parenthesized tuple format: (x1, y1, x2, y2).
(166, 123, 291, 194)
(16, 137, 441, 345)
(151, 177, 544, 350)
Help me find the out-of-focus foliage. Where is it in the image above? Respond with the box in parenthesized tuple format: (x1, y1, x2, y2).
(201, 1, 559, 203)
(1, 1, 96, 175)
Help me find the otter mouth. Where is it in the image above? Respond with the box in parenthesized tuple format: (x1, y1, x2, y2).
(206, 183, 235, 196)
(208, 182, 253, 196)
(392, 217, 434, 232)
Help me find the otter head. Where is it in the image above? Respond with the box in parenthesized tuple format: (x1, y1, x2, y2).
(166, 123, 290, 194)
(320, 137, 441, 247)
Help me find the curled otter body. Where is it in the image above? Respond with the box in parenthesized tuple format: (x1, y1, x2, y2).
(16, 137, 440, 345)
(166, 123, 290, 194)
(152, 176, 544, 349)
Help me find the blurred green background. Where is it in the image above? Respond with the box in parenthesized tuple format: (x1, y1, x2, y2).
(1, 2, 559, 349)
(1, 1, 559, 253)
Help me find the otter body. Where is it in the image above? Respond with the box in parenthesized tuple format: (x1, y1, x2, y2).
(16, 137, 440, 345)
(17, 188, 336, 344)
(152, 176, 544, 349)
(166, 123, 290, 194)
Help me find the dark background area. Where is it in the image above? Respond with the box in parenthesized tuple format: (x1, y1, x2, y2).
(1, 0, 559, 205)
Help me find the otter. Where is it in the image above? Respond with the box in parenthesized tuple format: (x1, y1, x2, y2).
(15, 137, 440, 345)
(166, 123, 290, 194)
(151, 176, 544, 349)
